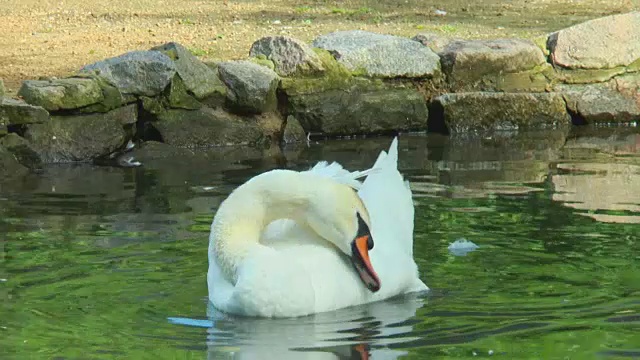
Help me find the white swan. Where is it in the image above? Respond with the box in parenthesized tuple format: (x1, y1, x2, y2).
(207, 137, 427, 317)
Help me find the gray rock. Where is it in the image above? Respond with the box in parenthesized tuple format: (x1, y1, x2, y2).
(0, 98, 49, 125)
(151, 42, 227, 99)
(288, 88, 428, 135)
(283, 115, 306, 143)
(557, 75, 640, 123)
(24, 104, 137, 163)
(411, 32, 461, 53)
(18, 78, 104, 111)
(440, 38, 549, 91)
(548, 12, 640, 69)
(0, 145, 28, 179)
(152, 106, 265, 147)
(432, 92, 570, 133)
(0, 133, 42, 169)
(249, 36, 325, 76)
(312, 30, 441, 78)
(218, 60, 279, 114)
(80, 50, 176, 96)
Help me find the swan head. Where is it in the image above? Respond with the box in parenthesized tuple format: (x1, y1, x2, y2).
(304, 182, 381, 292)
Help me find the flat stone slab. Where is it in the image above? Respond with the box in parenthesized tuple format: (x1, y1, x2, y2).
(440, 38, 547, 80)
(288, 88, 428, 135)
(412, 32, 462, 53)
(557, 73, 640, 123)
(24, 104, 136, 163)
(433, 92, 571, 133)
(81, 50, 176, 96)
(548, 11, 640, 69)
(312, 30, 441, 78)
(249, 36, 325, 76)
(18, 78, 104, 111)
(0, 98, 50, 125)
(218, 60, 279, 114)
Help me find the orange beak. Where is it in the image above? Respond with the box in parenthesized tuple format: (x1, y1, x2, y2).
(351, 234, 381, 292)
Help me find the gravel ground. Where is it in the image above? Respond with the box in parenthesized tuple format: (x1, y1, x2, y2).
(0, 0, 636, 94)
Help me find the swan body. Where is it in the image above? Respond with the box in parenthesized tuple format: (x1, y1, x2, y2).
(207, 137, 427, 317)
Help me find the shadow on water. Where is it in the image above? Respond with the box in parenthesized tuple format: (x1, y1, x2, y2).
(2, 127, 640, 359)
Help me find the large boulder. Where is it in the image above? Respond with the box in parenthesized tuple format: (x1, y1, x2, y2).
(557, 73, 640, 124)
(439, 38, 551, 91)
(288, 88, 428, 135)
(548, 12, 640, 70)
(18, 78, 104, 111)
(249, 36, 325, 76)
(0, 133, 42, 169)
(0, 98, 49, 125)
(432, 92, 570, 133)
(312, 30, 441, 78)
(151, 106, 267, 147)
(218, 60, 279, 114)
(80, 50, 176, 96)
(151, 42, 227, 100)
(24, 104, 136, 163)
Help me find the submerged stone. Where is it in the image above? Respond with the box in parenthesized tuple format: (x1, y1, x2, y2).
(312, 30, 441, 78)
(288, 88, 428, 135)
(24, 104, 137, 163)
(432, 92, 570, 133)
(283, 115, 306, 143)
(249, 36, 325, 76)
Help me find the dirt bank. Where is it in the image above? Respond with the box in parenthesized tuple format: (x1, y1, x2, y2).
(0, 0, 635, 94)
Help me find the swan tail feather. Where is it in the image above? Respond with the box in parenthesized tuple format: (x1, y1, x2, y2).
(306, 160, 378, 190)
(358, 137, 415, 256)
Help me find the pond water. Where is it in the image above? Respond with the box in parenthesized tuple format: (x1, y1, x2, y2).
(2, 128, 640, 359)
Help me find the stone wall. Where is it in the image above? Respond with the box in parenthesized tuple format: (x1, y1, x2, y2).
(0, 11, 639, 170)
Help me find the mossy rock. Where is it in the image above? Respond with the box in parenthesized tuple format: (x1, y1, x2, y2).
(288, 88, 428, 135)
(280, 49, 385, 96)
(0, 133, 42, 169)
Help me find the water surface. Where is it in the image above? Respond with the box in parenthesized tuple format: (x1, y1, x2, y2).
(2, 128, 640, 359)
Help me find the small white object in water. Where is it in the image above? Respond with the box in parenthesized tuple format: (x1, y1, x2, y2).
(489, 350, 494, 355)
(434, 9, 447, 16)
(448, 238, 479, 256)
(272, 20, 282, 25)
(0, 278, 7, 282)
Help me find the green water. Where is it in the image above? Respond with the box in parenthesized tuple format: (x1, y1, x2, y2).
(2, 128, 639, 359)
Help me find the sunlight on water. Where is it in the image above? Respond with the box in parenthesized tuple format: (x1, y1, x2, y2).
(1, 128, 640, 359)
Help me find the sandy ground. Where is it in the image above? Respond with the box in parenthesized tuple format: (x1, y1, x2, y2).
(0, 0, 637, 95)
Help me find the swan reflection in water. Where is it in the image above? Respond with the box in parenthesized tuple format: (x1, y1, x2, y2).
(170, 293, 426, 360)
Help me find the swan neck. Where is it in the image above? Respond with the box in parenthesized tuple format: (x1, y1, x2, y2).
(210, 170, 313, 282)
